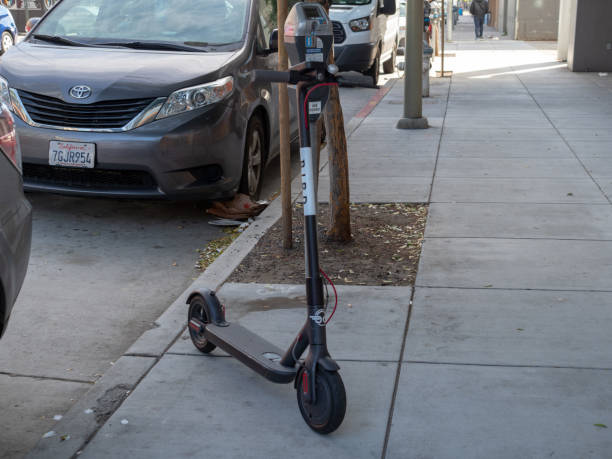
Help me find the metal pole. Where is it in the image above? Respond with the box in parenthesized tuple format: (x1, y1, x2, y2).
(434, 18, 439, 56)
(397, 0, 428, 129)
(447, 0, 453, 41)
(441, 0, 445, 76)
(25, 0, 30, 22)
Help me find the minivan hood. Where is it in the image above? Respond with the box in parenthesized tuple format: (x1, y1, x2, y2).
(0, 43, 239, 103)
(329, 4, 372, 23)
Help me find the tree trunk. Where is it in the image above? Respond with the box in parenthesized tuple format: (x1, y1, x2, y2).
(324, 88, 351, 242)
(277, 0, 292, 249)
(307, 0, 352, 242)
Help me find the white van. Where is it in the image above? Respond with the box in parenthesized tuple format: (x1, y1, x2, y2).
(329, 0, 399, 86)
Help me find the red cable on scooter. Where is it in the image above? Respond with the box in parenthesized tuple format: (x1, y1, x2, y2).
(303, 83, 338, 130)
(320, 268, 338, 324)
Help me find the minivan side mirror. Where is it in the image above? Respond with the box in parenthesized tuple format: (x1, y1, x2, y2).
(269, 29, 278, 53)
(25, 17, 42, 33)
(380, 0, 396, 15)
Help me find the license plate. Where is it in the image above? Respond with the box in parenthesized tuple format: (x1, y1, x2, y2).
(49, 141, 95, 169)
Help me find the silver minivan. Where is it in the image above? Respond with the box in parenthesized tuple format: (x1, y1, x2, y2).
(0, 104, 32, 339)
(0, 0, 297, 200)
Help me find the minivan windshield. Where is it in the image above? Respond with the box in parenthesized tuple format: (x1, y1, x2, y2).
(33, 0, 249, 50)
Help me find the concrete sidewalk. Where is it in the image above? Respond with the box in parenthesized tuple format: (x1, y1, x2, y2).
(29, 17, 612, 458)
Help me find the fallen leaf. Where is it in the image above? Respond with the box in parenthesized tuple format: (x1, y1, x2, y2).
(594, 424, 607, 428)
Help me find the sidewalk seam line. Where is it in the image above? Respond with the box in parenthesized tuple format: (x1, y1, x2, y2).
(513, 69, 612, 206)
(380, 289, 416, 459)
(380, 66, 453, 459)
(402, 360, 612, 371)
(0, 371, 94, 385)
(426, 64, 453, 205)
(424, 236, 612, 242)
(414, 285, 612, 293)
(430, 201, 611, 205)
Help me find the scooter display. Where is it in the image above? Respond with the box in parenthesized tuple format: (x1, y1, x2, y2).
(186, 2, 346, 434)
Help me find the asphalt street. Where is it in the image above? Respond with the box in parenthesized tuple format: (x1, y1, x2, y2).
(0, 70, 395, 459)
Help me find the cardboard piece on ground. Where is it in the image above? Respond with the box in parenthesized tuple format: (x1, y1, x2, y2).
(207, 193, 268, 220)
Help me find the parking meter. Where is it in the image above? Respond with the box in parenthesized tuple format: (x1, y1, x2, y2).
(283, 2, 336, 132)
(283, 3, 334, 70)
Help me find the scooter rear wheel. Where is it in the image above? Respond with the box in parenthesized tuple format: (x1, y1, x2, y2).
(188, 297, 216, 354)
(296, 368, 346, 434)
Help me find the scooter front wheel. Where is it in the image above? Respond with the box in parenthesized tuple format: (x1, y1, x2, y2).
(187, 296, 216, 354)
(296, 368, 346, 434)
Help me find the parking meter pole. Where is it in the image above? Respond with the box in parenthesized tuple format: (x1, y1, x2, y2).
(25, 1, 30, 23)
(434, 19, 440, 57)
(397, 0, 428, 130)
(277, 0, 292, 249)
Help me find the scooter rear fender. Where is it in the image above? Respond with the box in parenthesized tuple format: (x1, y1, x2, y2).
(187, 289, 227, 325)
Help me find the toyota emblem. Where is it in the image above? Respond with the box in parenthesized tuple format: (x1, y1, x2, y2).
(69, 85, 92, 99)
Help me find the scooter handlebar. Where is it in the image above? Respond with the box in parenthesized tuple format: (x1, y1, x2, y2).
(252, 70, 291, 83)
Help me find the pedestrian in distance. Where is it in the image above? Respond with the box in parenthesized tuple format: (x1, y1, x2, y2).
(469, 0, 489, 39)
(424, 0, 433, 45)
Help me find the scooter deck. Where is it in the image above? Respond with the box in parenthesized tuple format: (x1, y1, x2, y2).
(205, 323, 298, 384)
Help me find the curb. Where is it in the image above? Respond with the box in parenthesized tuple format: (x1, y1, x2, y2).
(26, 77, 398, 459)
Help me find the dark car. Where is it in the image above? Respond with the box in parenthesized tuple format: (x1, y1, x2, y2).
(0, 0, 297, 200)
(0, 103, 32, 339)
(0, 4, 18, 54)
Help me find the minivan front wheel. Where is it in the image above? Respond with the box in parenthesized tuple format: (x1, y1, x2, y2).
(365, 47, 380, 88)
(1, 32, 13, 54)
(382, 40, 397, 74)
(239, 116, 266, 200)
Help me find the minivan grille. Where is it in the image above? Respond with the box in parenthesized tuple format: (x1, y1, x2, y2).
(24, 164, 157, 191)
(17, 91, 155, 129)
(332, 21, 346, 44)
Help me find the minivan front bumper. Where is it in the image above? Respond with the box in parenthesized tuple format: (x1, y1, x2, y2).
(18, 101, 246, 200)
(333, 43, 377, 73)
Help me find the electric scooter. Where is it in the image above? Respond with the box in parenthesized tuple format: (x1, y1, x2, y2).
(186, 2, 346, 434)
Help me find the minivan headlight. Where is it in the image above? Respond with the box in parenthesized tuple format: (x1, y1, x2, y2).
(156, 77, 234, 120)
(349, 17, 371, 32)
(0, 76, 12, 108)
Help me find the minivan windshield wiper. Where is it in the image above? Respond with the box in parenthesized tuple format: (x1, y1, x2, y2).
(96, 41, 206, 52)
(32, 34, 95, 47)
